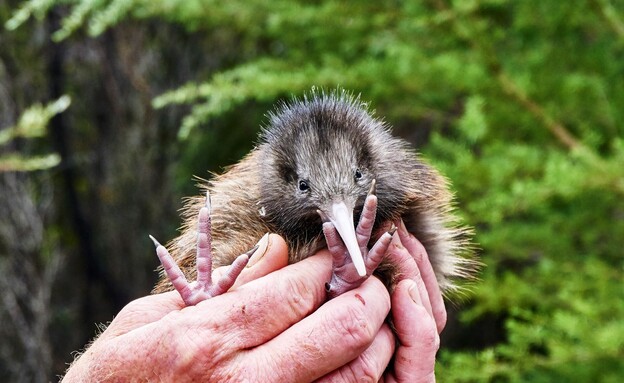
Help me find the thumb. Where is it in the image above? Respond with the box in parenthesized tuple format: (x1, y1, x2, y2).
(212, 233, 289, 289)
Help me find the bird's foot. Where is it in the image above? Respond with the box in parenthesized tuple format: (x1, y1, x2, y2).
(150, 192, 254, 306)
(323, 183, 395, 299)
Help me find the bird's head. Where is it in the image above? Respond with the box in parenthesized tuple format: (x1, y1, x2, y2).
(258, 90, 411, 276)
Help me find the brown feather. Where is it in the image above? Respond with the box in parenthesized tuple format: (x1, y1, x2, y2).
(153, 90, 477, 295)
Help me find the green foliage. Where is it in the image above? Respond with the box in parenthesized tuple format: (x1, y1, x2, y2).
(439, 258, 624, 382)
(0, 96, 69, 171)
(6, 0, 624, 381)
(4, 0, 55, 31)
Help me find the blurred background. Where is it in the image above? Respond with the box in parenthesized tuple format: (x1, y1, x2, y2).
(1, 0, 623, 381)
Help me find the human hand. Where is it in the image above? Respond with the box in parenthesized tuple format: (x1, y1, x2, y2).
(213, 223, 447, 382)
(62, 234, 396, 382)
(63, 227, 445, 382)
(212, 221, 445, 382)
(387, 219, 446, 382)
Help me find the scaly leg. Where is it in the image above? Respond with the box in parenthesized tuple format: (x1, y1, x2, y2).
(150, 192, 255, 306)
(324, 182, 395, 299)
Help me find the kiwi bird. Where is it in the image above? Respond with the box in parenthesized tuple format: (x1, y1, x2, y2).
(151, 90, 475, 304)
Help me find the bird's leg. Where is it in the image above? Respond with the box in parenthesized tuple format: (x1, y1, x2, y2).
(324, 183, 395, 299)
(150, 192, 254, 306)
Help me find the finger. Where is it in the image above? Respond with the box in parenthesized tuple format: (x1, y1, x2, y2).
(387, 279, 439, 383)
(315, 324, 395, 383)
(248, 276, 391, 382)
(396, 219, 447, 332)
(212, 234, 289, 289)
(189, 250, 334, 350)
(386, 234, 434, 318)
(99, 291, 185, 341)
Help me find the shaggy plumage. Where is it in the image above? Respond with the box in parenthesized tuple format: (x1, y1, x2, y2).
(153, 90, 475, 295)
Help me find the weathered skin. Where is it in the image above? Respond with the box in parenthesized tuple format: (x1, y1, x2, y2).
(63, 233, 445, 382)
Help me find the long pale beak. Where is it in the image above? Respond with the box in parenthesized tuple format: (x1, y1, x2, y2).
(324, 201, 366, 277)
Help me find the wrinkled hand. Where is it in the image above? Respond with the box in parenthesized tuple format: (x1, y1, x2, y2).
(63, 230, 445, 382)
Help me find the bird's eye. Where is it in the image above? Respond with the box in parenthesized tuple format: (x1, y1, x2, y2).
(298, 180, 310, 192)
(355, 169, 363, 180)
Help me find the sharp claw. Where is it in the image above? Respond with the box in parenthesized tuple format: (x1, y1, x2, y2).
(205, 191, 212, 213)
(244, 244, 260, 256)
(388, 224, 397, 236)
(367, 179, 376, 197)
(149, 234, 162, 248)
(317, 209, 330, 223)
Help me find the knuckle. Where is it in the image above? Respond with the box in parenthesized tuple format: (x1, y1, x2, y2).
(280, 275, 317, 318)
(118, 301, 140, 317)
(332, 303, 376, 346)
(433, 305, 447, 332)
(235, 358, 274, 383)
(418, 321, 441, 351)
(168, 326, 213, 376)
(332, 363, 377, 383)
(352, 353, 382, 382)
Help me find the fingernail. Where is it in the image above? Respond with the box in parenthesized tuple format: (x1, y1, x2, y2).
(367, 179, 377, 196)
(205, 191, 212, 213)
(388, 223, 397, 236)
(148, 234, 161, 248)
(408, 280, 422, 305)
(247, 233, 270, 267)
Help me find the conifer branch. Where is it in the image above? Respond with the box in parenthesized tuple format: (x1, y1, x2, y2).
(593, 0, 624, 41)
(494, 72, 582, 151)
